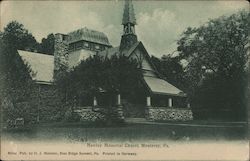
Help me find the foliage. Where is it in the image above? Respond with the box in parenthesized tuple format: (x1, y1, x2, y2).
(64, 108, 81, 122)
(151, 55, 187, 90)
(38, 33, 55, 55)
(55, 54, 142, 106)
(0, 21, 36, 124)
(176, 10, 249, 120)
(2, 21, 39, 51)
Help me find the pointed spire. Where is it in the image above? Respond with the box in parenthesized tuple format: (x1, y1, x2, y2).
(120, 0, 138, 51)
(122, 0, 136, 25)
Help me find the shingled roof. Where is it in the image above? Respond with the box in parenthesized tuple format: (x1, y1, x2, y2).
(98, 41, 186, 96)
(144, 76, 186, 97)
(18, 50, 54, 84)
(98, 41, 140, 58)
(67, 27, 111, 46)
(122, 0, 137, 25)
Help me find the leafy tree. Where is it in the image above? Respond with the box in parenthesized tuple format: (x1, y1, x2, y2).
(38, 33, 55, 55)
(0, 41, 36, 123)
(55, 54, 143, 107)
(177, 10, 249, 120)
(151, 55, 186, 90)
(0, 21, 37, 124)
(2, 21, 39, 51)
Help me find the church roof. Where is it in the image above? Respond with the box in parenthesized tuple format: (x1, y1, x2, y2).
(143, 76, 186, 97)
(67, 27, 111, 46)
(121, 41, 140, 57)
(18, 50, 54, 84)
(98, 42, 185, 97)
(122, 0, 137, 25)
(98, 41, 140, 58)
(97, 46, 120, 58)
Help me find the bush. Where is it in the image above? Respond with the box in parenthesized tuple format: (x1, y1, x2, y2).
(64, 109, 80, 122)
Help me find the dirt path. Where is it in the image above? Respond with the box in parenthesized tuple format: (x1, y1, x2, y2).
(125, 118, 247, 128)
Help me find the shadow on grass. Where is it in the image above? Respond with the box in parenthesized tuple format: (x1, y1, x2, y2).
(1, 120, 248, 142)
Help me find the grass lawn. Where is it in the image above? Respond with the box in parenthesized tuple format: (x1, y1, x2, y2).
(1, 120, 248, 143)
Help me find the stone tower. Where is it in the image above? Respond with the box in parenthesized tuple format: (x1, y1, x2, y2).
(119, 0, 138, 51)
(53, 29, 111, 80)
(53, 33, 69, 80)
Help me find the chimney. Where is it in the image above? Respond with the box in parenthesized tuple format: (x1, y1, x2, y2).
(53, 33, 69, 80)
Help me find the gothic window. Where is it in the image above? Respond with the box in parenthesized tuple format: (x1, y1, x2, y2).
(131, 26, 135, 34)
(124, 26, 128, 34)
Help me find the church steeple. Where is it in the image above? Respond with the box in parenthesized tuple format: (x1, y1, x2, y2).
(122, 0, 136, 33)
(120, 0, 138, 51)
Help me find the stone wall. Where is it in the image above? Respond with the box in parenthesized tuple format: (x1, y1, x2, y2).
(74, 108, 106, 122)
(146, 107, 193, 121)
(54, 33, 69, 78)
(31, 84, 62, 122)
(74, 106, 124, 122)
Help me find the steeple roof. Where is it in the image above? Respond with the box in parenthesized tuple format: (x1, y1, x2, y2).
(122, 0, 136, 25)
(67, 27, 111, 46)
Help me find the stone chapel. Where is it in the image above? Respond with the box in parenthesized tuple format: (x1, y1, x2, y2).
(18, 0, 193, 122)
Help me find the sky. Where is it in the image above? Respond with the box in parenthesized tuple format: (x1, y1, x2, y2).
(1, 0, 249, 57)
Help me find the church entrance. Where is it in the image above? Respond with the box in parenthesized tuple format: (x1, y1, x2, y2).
(122, 100, 146, 118)
(121, 92, 147, 118)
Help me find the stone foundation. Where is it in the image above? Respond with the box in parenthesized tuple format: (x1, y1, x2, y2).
(74, 106, 124, 122)
(146, 107, 193, 121)
(74, 108, 106, 122)
(116, 106, 125, 120)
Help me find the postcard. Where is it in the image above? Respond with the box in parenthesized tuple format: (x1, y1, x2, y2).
(0, 0, 249, 160)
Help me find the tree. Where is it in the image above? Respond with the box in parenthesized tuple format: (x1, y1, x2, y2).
(39, 33, 55, 55)
(2, 21, 39, 51)
(151, 55, 186, 90)
(55, 54, 142, 106)
(0, 21, 37, 124)
(177, 10, 249, 120)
